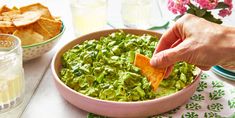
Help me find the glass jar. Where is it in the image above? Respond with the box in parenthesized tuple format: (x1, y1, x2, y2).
(70, 0, 107, 36)
(121, 0, 153, 28)
(121, 0, 163, 29)
(0, 34, 24, 113)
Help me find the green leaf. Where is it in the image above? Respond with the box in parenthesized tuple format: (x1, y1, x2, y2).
(202, 11, 222, 24)
(186, 102, 202, 110)
(209, 89, 225, 100)
(204, 112, 222, 118)
(200, 73, 209, 80)
(207, 103, 224, 112)
(87, 113, 95, 118)
(182, 112, 199, 118)
(187, 3, 223, 24)
(147, 21, 170, 30)
(87, 113, 106, 118)
(174, 15, 183, 21)
(187, 8, 195, 14)
(188, 3, 198, 11)
(196, 81, 207, 92)
(228, 113, 235, 118)
(228, 98, 235, 108)
(191, 94, 205, 101)
(215, 2, 229, 9)
(212, 81, 224, 88)
(195, 9, 206, 17)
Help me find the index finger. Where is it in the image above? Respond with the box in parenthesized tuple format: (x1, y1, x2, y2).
(154, 23, 182, 54)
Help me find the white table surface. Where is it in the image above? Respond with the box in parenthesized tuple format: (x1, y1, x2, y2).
(0, 0, 235, 118)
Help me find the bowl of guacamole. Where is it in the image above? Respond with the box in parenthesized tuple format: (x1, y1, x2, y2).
(51, 29, 202, 117)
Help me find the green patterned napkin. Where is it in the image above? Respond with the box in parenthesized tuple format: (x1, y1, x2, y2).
(154, 72, 235, 118)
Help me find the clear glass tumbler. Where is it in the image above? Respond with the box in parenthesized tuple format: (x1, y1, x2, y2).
(70, 0, 107, 36)
(121, 0, 163, 29)
(0, 34, 24, 113)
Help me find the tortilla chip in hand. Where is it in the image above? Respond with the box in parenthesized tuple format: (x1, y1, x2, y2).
(134, 53, 166, 91)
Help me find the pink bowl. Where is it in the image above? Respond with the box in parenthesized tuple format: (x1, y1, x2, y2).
(51, 29, 202, 117)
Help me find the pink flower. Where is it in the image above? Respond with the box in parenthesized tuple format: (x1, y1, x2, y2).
(219, 9, 232, 17)
(218, 0, 233, 17)
(168, 0, 190, 14)
(196, 0, 219, 10)
(224, 0, 233, 10)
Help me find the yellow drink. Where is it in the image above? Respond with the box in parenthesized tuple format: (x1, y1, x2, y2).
(0, 74, 24, 104)
(0, 34, 24, 113)
(71, 0, 107, 36)
(121, 0, 162, 29)
(121, 0, 152, 28)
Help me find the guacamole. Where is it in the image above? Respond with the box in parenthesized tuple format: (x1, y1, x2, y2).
(60, 31, 196, 102)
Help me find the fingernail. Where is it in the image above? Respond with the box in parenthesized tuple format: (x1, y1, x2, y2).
(150, 58, 156, 66)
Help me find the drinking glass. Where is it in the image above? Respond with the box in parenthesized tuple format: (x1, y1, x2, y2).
(70, 0, 107, 36)
(0, 34, 24, 113)
(121, 0, 163, 29)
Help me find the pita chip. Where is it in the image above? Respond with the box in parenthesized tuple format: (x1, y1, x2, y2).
(12, 11, 41, 27)
(30, 22, 53, 40)
(20, 3, 54, 20)
(13, 28, 44, 46)
(37, 17, 62, 37)
(0, 5, 11, 13)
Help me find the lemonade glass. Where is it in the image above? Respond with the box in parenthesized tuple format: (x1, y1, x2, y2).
(121, 0, 164, 29)
(70, 0, 107, 36)
(0, 34, 24, 113)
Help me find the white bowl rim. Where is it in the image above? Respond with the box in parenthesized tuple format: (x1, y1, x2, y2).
(51, 28, 202, 105)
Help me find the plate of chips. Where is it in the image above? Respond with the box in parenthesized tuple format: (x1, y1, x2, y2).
(0, 3, 65, 61)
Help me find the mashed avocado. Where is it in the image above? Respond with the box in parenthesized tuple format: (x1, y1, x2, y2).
(60, 31, 196, 102)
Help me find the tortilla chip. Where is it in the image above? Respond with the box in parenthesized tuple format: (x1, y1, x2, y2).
(0, 21, 16, 34)
(1, 10, 21, 20)
(53, 16, 61, 21)
(37, 17, 62, 37)
(30, 22, 53, 40)
(12, 6, 19, 10)
(0, 26, 16, 34)
(0, 15, 11, 22)
(0, 3, 61, 46)
(0, 8, 19, 33)
(12, 11, 41, 27)
(13, 28, 44, 46)
(134, 53, 166, 91)
(1, 10, 20, 16)
(0, 5, 11, 13)
(0, 20, 12, 26)
(20, 3, 54, 20)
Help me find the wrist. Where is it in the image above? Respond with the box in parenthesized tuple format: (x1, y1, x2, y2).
(220, 26, 235, 66)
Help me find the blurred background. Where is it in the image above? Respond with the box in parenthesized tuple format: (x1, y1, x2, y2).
(2, 0, 235, 36)
(0, 0, 172, 36)
(1, 1, 235, 118)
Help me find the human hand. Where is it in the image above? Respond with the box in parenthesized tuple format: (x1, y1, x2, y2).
(150, 14, 235, 77)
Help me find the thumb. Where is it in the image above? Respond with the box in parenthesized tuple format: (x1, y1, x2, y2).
(150, 40, 191, 68)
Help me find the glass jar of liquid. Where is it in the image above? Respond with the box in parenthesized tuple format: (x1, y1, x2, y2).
(0, 34, 24, 113)
(70, 0, 107, 36)
(121, 0, 163, 29)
